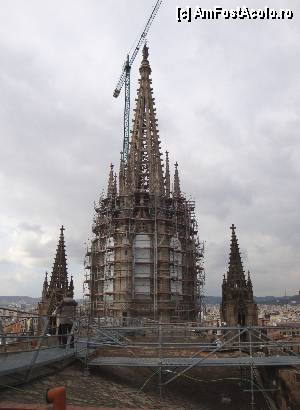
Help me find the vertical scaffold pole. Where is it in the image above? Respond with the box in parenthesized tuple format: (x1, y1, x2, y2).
(153, 194, 158, 321)
(158, 322, 162, 399)
(249, 328, 255, 410)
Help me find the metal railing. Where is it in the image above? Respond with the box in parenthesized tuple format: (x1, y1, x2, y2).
(1, 311, 300, 409)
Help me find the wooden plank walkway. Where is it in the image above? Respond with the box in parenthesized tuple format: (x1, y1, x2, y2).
(89, 355, 300, 368)
(0, 347, 76, 377)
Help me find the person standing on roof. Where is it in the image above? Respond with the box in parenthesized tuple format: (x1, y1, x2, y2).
(55, 292, 77, 348)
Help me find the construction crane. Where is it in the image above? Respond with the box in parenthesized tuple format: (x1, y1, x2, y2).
(113, 0, 162, 163)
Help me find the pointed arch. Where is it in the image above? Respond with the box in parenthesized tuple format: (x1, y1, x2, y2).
(103, 237, 114, 302)
(170, 236, 183, 299)
(133, 234, 151, 299)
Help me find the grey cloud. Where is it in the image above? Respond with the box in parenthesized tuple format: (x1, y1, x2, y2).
(18, 223, 43, 234)
(0, 0, 299, 297)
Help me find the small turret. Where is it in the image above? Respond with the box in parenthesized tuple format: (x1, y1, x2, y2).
(247, 270, 253, 288)
(113, 173, 117, 197)
(107, 163, 114, 198)
(68, 275, 74, 298)
(173, 162, 181, 198)
(165, 151, 170, 198)
(118, 152, 126, 195)
(42, 271, 48, 299)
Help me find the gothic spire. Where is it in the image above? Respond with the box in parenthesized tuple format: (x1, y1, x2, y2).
(226, 224, 246, 287)
(126, 44, 164, 195)
(165, 151, 170, 198)
(173, 162, 181, 198)
(48, 225, 69, 294)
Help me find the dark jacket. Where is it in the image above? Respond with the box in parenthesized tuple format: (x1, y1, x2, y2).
(56, 297, 77, 326)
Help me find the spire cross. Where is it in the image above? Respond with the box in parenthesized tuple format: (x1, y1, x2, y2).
(60, 225, 65, 234)
(230, 224, 236, 232)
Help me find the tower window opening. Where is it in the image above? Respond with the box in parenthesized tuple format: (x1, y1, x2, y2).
(133, 234, 151, 299)
(170, 236, 183, 300)
(103, 237, 114, 302)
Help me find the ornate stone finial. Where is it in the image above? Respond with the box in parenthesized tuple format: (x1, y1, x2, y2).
(142, 44, 149, 60)
(43, 271, 48, 288)
(173, 161, 181, 198)
(42, 271, 49, 299)
(113, 173, 117, 196)
(68, 275, 74, 297)
(165, 151, 170, 198)
(107, 163, 114, 198)
(119, 152, 126, 195)
(247, 270, 252, 286)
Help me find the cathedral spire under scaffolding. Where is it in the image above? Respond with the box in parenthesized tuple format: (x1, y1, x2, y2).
(126, 45, 164, 195)
(85, 46, 204, 322)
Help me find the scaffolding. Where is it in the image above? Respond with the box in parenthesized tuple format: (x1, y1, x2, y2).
(83, 187, 205, 323)
(2, 307, 300, 409)
(83, 46, 205, 322)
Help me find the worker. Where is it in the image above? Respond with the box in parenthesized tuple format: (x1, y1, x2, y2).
(55, 292, 77, 348)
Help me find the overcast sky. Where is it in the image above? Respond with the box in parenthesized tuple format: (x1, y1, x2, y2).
(0, 0, 299, 298)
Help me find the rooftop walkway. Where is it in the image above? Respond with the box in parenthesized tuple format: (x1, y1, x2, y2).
(0, 347, 76, 378)
(89, 355, 300, 368)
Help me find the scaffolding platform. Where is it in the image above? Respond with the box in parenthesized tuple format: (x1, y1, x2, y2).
(0, 346, 76, 384)
(88, 355, 300, 368)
